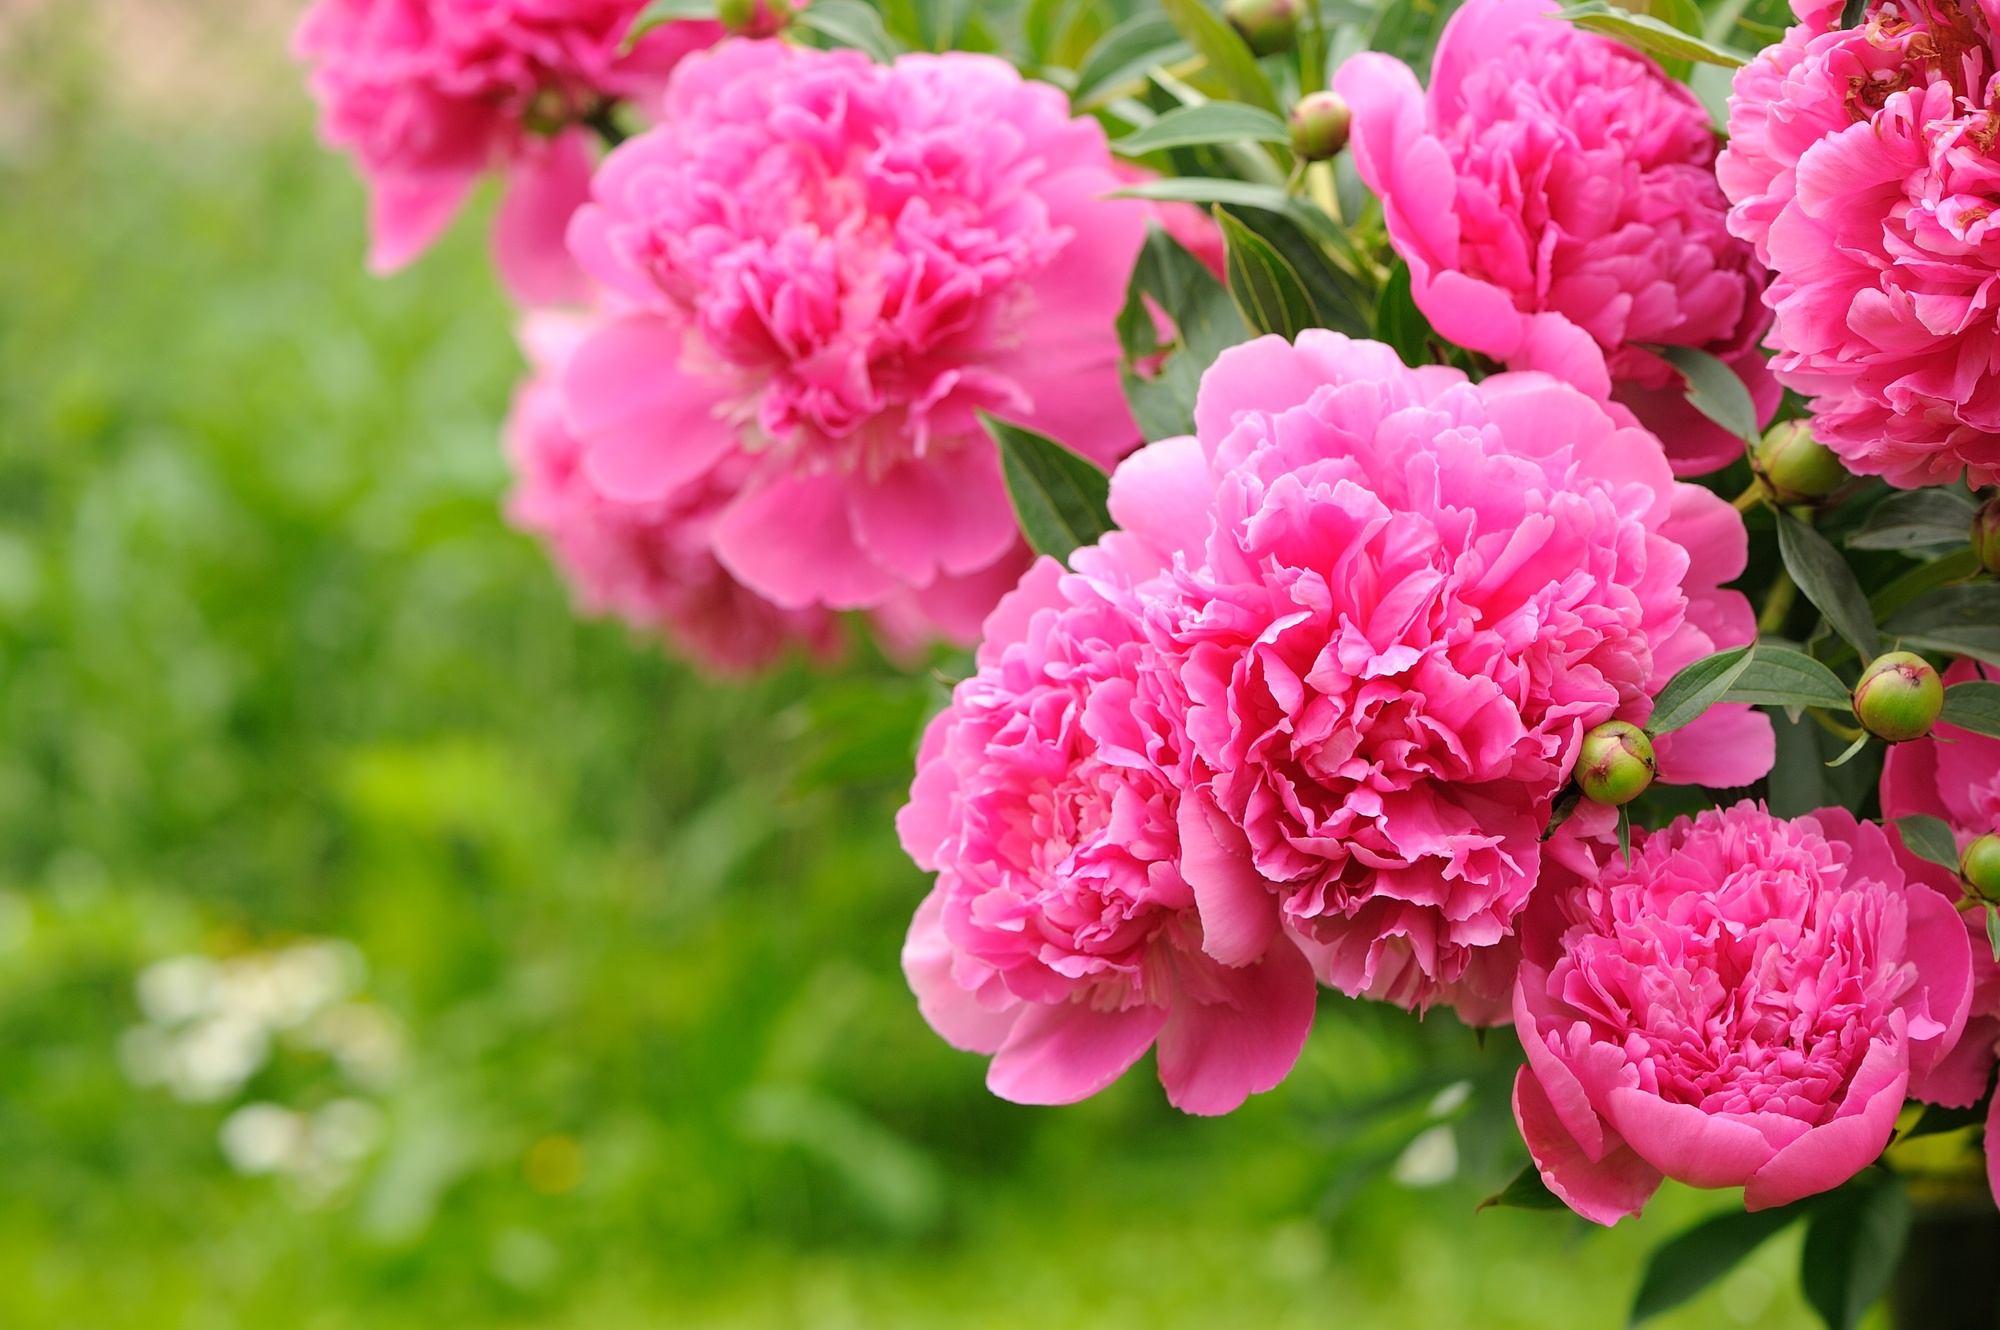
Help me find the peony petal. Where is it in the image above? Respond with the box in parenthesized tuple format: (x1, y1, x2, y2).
(1154, 934, 1317, 1115)
(712, 470, 901, 610)
(1654, 704, 1775, 787)
(1745, 1059, 1907, 1210)
(366, 171, 477, 275)
(564, 316, 739, 503)
(492, 129, 594, 307)
(1176, 793, 1281, 966)
(1602, 1088, 1782, 1189)
(1902, 878, 1975, 1088)
(902, 889, 1021, 1055)
(985, 998, 1168, 1105)
(1106, 435, 1214, 563)
(848, 443, 1020, 586)
(1513, 1066, 1662, 1225)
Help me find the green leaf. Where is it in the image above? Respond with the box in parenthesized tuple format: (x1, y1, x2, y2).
(1846, 488, 1979, 551)
(1645, 645, 1754, 737)
(1658, 345, 1757, 444)
(1881, 584, 2000, 668)
(1476, 1164, 1569, 1213)
(1825, 730, 1872, 769)
(1225, 206, 1375, 339)
(1775, 509, 1880, 662)
(1112, 177, 1291, 209)
(794, 0, 902, 61)
(1617, 804, 1632, 863)
(1720, 647, 1853, 714)
(1556, 1, 1751, 65)
(1540, 785, 1585, 842)
(1942, 680, 2000, 740)
(1987, 902, 2000, 964)
(1376, 261, 1435, 370)
(1869, 546, 1981, 621)
(984, 414, 1114, 562)
(625, 0, 720, 46)
(1370, 0, 1464, 81)
(1629, 1204, 1807, 1325)
(1116, 224, 1250, 441)
(1894, 814, 1964, 873)
(1215, 207, 1317, 341)
(1155, 0, 1282, 114)
(1800, 1174, 1909, 1330)
(1840, 0, 1867, 27)
(1072, 12, 1192, 107)
(1112, 103, 1290, 155)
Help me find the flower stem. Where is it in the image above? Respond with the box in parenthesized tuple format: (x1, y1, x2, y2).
(1757, 569, 1797, 635)
(1731, 482, 1765, 513)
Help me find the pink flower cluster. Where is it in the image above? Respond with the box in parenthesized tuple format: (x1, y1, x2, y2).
(899, 330, 1773, 1110)
(1337, 0, 1778, 477)
(294, 0, 719, 302)
(1721, 0, 2000, 487)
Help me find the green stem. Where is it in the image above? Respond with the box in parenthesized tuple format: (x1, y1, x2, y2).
(1731, 481, 1766, 513)
(1757, 569, 1797, 636)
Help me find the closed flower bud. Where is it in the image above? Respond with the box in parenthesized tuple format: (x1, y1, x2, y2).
(1290, 92, 1352, 162)
(1853, 651, 1943, 743)
(1963, 833, 2000, 903)
(1225, 0, 1298, 55)
(1753, 420, 1847, 504)
(717, 0, 791, 36)
(1576, 720, 1655, 806)
(1973, 495, 2000, 576)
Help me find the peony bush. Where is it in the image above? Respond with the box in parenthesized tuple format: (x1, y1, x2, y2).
(295, 0, 2000, 1320)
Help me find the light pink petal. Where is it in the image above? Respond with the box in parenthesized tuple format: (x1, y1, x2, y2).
(564, 317, 738, 503)
(902, 889, 1021, 1054)
(1106, 435, 1213, 564)
(1192, 335, 1336, 448)
(1513, 1067, 1662, 1226)
(712, 470, 900, 610)
(1176, 793, 1280, 966)
(366, 172, 477, 275)
(493, 129, 594, 307)
(848, 443, 1020, 586)
(972, 556, 1067, 671)
(1154, 935, 1317, 1115)
(985, 998, 1169, 1106)
(1661, 481, 1751, 589)
(1654, 704, 1775, 787)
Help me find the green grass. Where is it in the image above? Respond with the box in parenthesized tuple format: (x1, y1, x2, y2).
(0, 36, 1825, 1330)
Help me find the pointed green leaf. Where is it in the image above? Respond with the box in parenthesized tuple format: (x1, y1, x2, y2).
(1800, 1174, 1909, 1330)
(1073, 12, 1192, 106)
(1847, 488, 1978, 550)
(625, 0, 720, 47)
(1826, 730, 1872, 769)
(1629, 1204, 1808, 1324)
(1775, 509, 1880, 661)
(1476, 1164, 1569, 1212)
(1113, 103, 1291, 155)
(1894, 814, 1964, 873)
(984, 414, 1114, 562)
(1942, 680, 2000, 740)
(1617, 805, 1632, 864)
(1881, 584, 2000, 668)
(1645, 645, 1754, 737)
(1156, 0, 1282, 113)
(1720, 647, 1853, 713)
(1225, 206, 1376, 338)
(1987, 902, 2000, 964)
(1370, 0, 1465, 80)
(1215, 207, 1317, 341)
(1556, 1, 1751, 65)
(1869, 546, 1981, 621)
(794, 0, 901, 60)
(1112, 177, 1294, 210)
(1116, 224, 1250, 440)
(1659, 345, 1757, 443)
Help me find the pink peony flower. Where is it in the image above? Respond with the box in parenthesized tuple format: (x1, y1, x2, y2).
(1512, 803, 1972, 1223)
(504, 311, 842, 673)
(561, 40, 1147, 615)
(1719, 0, 2000, 487)
(1335, 0, 1778, 476)
(294, 0, 719, 301)
(897, 542, 1317, 1114)
(1116, 331, 1772, 1020)
(1882, 657, 2000, 1202)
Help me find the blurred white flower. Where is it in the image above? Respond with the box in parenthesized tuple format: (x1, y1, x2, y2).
(1392, 1125, 1458, 1188)
(220, 1097, 385, 1201)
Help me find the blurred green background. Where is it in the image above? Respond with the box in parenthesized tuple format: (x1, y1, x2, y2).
(0, 3, 1830, 1325)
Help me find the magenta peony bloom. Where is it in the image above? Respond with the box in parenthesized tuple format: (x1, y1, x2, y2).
(1117, 332, 1772, 1020)
(1513, 803, 1972, 1223)
(560, 40, 1147, 615)
(294, 0, 718, 301)
(1882, 658, 2000, 1202)
(1335, 0, 1777, 476)
(1720, 0, 2000, 487)
(504, 311, 842, 673)
(898, 544, 1317, 1114)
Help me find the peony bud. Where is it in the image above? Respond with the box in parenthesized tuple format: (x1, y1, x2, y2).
(1289, 92, 1352, 162)
(1752, 420, 1848, 505)
(1964, 833, 2000, 903)
(717, 0, 792, 36)
(1576, 720, 1656, 807)
(1852, 650, 1944, 743)
(1973, 495, 2000, 576)
(1225, 0, 1299, 55)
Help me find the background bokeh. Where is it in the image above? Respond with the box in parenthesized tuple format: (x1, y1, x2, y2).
(0, 2, 1837, 1324)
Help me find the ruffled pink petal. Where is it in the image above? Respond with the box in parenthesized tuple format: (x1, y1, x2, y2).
(1513, 1067, 1662, 1225)
(902, 889, 1021, 1054)
(1653, 704, 1775, 788)
(564, 317, 738, 503)
(1176, 793, 1281, 967)
(1744, 1052, 1907, 1210)
(366, 171, 477, 275)
(712, 470, 901, 610)
(973, 556, 1066, 671)
(985, 998, 1169, 1106)
(493, 129, 594, 307)
(1153, 934, 1317, 1115)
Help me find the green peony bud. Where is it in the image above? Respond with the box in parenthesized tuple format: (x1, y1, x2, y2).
(1852, 651, 1944, 743)
(1973, 495, 2000, 577)
(1289, 92, 1352, 163)
(717, 0, 792, 36)
(1576, 720, 1656, 807)
(1752, 420, 1848, 505)
(1964, 834, 2000, 903)
(1224, 0, 1299, 56)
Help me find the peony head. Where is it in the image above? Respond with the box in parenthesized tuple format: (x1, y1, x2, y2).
(561, 41, 1148, 618)
(1121, 331, 1771, 1020)
(1513, 802, 1972, 1223)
